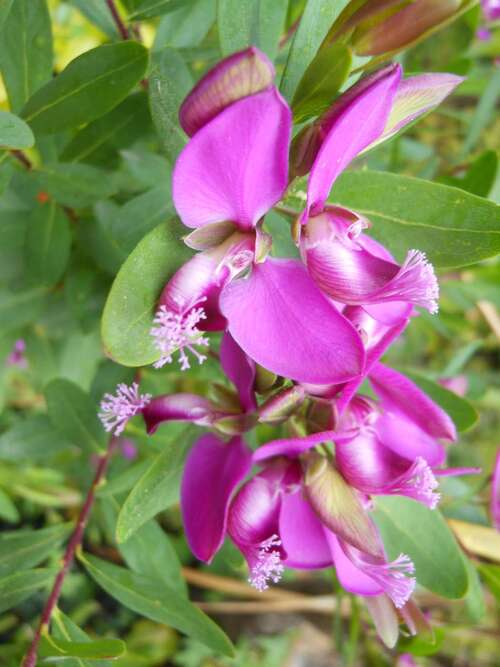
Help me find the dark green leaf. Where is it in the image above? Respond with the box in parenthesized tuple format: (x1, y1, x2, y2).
(0, 111, 35, 149)
(67, 0, 120, 39)
(21, 42, 148, 135)
(460, 68, 500, 159)
(478, 563, 500, 602)
(458, 150, 498, 198)
(44, 379, 106, 454)
(39, 635, 125, 661)
(217, 0, 256, 55)
(280, 0, 351, 101)
(97, 460, 150, 498)
(0, 489, 19, 524)
(116, 428, 195, 542)
(80, 553, 234, 656)
(101, 221, 192, 367)
(0, 415, 73, 462)
(373, 496, 469, 599)
(320, 171, 500, 269)
(0, 286, 48, 334)
(120, 150, 171, 189)
(0, 0, 53, 112)
(129, 0, 189, 21)
(0, 0, 13, 31)
(149, 47, 192, 162)
(292, 42, 352, 123)
(25, 200, 71, 286)
(401, 370, 478, 433)
(398, 627, 445, 657)
(60, 93, 150, 166)
(36, 163, 118, 209)
(0, 523, 72, 577)
(0, 568, 57, 613)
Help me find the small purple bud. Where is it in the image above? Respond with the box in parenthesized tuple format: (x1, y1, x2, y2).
(6, 338, 28, 369)
(258, 385, 306, 424)
(120, 438, 138, 460)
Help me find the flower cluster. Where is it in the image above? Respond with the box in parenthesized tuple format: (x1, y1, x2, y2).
(98, 48, 476, 646)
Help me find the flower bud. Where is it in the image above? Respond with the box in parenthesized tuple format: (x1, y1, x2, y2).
(258, 385, 306, 424)
(179, 47, 275, 137)
(351, 0, 461, 56)
(306, 397, 338, 433)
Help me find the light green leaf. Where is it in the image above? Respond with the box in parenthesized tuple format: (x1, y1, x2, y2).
(257, 0, 288, 60)
(0, 0, 14, 31)
(36, 163, 118, 209)
(80, 553, 234, 656)
(217, 0, 256, 55)
(25, 200, 71, 286)
(39, 635, 125, 661)
(44, 379, 106, 454)
(97, 460, 150, 498)
(0, 568, 57, 614)
(280, 0, 351, 101)
(322, 171, 500, 269)
(149, 47, 192, 162)
(478, 563, 500, 603)
(0, 523, 72, 577)
(401, 370, 478, 433)
(21, 42, 148, 135)
(129, 0, 189, 21)
(0, 415, 72, 462)
(0, 0, 53, 112)
(101, 221, 192, 367)
(0, 111, 35, 149)
(292, 42, 352, 123)
(67, 0, 120, 39)
(373, 496, 469, 599)
(153, 0, 216, 50)
(0, 488, 19, 523)
(0, 286, 49, 334)
(116, 428, 195, 543)
(51, 608, 109, 667)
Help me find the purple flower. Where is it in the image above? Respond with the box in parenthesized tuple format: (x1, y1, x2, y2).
(6, 338, 28, 369)
(151, 48, 365, 385)
(482, 0, 500, 22)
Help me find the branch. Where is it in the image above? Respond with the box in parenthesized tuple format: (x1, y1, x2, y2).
(21, 437, 118, 667)
(106, 0, 130, 40)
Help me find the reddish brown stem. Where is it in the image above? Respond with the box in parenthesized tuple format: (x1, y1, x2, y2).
(106, 0, 130, 40)
(10, 149, 32, 169)
(21, 437, 118, 667)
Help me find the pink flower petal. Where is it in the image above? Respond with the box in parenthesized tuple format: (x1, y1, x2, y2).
(142, 393, 215, 434)
(173, 88, 291, 230)
(326, 531, 383, 596)
(220, 257, 365, 384)
(181, 434, 252, 563)
(253, 430, 337, 463)
(305, 65, 401, 218)
(220, 332, 256, 412)
(179, 46, 275, 136)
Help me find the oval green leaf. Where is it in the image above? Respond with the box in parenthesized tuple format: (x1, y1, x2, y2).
(0, 111, 35, 149)
(39, 635, 126, 660)
(25, 200, 71, 286)
(372, 496, 469, 599)
(79, 553, 234, 657)
(101, 221, 192, 367)
(21, 42, 148, 135)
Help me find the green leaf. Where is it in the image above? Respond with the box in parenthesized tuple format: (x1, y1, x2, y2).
(44, 379, 106, 454)
(460, 67, 500, 159)
(21, 42, 148, 135)
(280, 0, 351, 101)
(0, 568, 57, 613)
(217, 0, 255, 55)
(372, 496, 469, 599)
(80, 553, 234, 657)
(68, 0, 120, 39)
(0, 523, 72, 577)
(0, 488, 19, 523)
(401, 370, 478, 433)
(129, 0, 189, 21)
(463, 556, 486, 623)
(0, 111, 35, 149)
(0, 0, 53, 112)
(60, 93, 151, 166)
(0, 286, 48, 334)
(36, 163, 118, 209)
(51, 609, 110, 667)
(25, 200, 71, 286)
(116, 428, 195, 542)
(101, 221, 192, 367)
(459, 150, 498, 198)
(97, 460, 150, 498)
(319, 171, 500, 269)
(110, 186, 175, 255)
(0, 0, 14, 31)
(149, 47, 192, 162)
(0, 415, 72, 462)
(398, 627, 445, 657)
(292, 42, 352, 123)
(478, 563, 500, 603)
(153, 0, 216, 50)
(39, 635, 125, 661)
(257, 0, 288, 60)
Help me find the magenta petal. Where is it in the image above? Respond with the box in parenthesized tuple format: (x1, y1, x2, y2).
(173, 88, 291, 230)
(179, 47, 275, 137)
(181, 434, 252, 563)
(279, 491, 333, 568)
(220, 258, 365, 384)
(369, 363, 457, 441)
(326, 531, 383, 596)
(142, 394, 215, 434)
(306, 65, 401, 217)
(253, 430, 337, 463)
(375, 411, 445, 467)
(220, 332, 256, 412)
